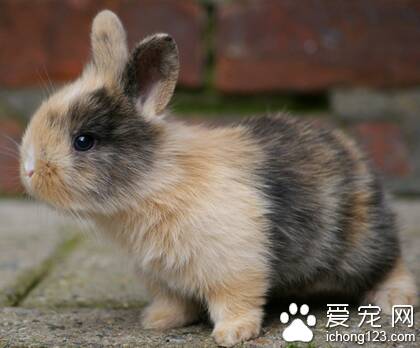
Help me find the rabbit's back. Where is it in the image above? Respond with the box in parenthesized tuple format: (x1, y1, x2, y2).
(242, 115, 399, 297)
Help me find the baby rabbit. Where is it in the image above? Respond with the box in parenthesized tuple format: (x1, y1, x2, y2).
(20, 10, 416, 347)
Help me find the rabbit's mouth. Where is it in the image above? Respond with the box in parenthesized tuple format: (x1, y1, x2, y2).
(23, 164, 73, 209)
(20, 147, 73, 210)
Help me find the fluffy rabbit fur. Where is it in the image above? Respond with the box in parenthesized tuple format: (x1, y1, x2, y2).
(20, 10, 416, 347)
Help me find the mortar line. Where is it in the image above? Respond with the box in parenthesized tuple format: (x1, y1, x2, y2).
(7, 234, 81, 307)
(202, 0, 216, 92)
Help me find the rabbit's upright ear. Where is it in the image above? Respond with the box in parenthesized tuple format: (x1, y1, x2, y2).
(123, 34, 179, 117)
(91, 10, 128, 80)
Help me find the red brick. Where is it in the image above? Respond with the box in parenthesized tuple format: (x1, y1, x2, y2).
(0, 119, 23, 194)
(118, 0, 205, 87)
(352, 122, 411, 177)
(215, 0, 420, 93)
(0, 1, 52, 88)
(0, 0, 205, 88)
(46, 0, 109, 82)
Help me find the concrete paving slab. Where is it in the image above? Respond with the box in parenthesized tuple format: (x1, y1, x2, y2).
(18, 199, 420, 311)
(0, 307, 418, 347)
(0, 198, 419, 347)
(0, 200, 75, 306)
(20, 228, 420, 311)
(22, 238, 148, 309)
(0, 307, 213, 348)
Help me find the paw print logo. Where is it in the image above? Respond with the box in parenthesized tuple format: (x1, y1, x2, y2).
(280, 303, 316, 342)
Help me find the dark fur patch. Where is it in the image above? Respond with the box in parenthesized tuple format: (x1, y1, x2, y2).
(243, 115, 399, 298)
(67, 87, 161, 202)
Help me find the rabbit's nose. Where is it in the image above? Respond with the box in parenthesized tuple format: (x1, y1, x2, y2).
(24, 144, 36, 178)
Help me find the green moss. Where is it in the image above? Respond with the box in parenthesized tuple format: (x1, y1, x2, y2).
(0, 192, 25, 199)
(172, 1, 328, 117)
(0, 233, 81, 306)
(285, 343, 319, 348)
(171, 90, 328, 116)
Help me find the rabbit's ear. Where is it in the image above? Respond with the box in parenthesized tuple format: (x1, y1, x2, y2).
(123, 34, 179, 117)
(91, 10, 128, 80)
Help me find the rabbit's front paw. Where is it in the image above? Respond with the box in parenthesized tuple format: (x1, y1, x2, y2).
(212, 319, 260, 347)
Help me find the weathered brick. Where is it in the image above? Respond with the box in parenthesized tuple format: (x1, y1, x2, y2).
(352, 122, 411, 177)
(0, 118, 23, 194)
(215, 0, 420, 93)
(0, 0, 205, 88)
(0, 1, 52, 88)
(118, 0, 205, 87)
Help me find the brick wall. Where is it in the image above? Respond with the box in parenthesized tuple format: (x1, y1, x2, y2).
(1, 0, 420, 194)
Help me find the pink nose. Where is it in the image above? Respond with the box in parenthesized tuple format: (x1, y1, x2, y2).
(26, 170, 34, 178)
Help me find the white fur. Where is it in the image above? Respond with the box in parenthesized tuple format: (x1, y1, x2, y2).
(24, 143, 35, 176)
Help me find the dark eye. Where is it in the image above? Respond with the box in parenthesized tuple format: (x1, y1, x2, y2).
(73, 134, 96, 152)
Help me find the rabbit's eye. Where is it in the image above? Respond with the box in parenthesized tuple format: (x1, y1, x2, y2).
(73, 134, 96, 152)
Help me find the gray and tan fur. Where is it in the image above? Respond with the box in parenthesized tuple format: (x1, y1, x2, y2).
(20, 10, 417, 347)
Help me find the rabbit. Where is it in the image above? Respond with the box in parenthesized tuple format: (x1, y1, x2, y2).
(20, 10, 417, 347)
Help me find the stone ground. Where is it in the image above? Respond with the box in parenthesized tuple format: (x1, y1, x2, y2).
(0, 199, 419, 347)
